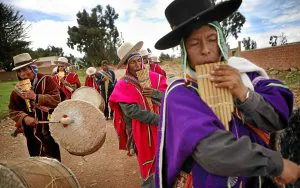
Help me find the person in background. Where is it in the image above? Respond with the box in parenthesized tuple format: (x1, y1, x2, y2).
(97, 60, 117, 120)
(85, 67, 100, 93)
(109, 41, 167, 187)
(139, 48, 166, 77)
(52, 57, 81, 101)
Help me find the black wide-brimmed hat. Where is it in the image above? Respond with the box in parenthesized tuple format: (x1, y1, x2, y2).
(155, 0, 242, 50)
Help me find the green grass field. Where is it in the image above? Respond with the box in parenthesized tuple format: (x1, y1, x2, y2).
(0, 81, 18, 119)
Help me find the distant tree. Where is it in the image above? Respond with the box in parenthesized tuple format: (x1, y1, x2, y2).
(213, 0, 246, 40)
(159, 52, 171, 61)
(66, 54, 76, 65)
(67, 5, 121, 67)
(269, 33, 288, 47)
(269, 36, 278, 46)
(29, 45, 64, 59)
(278, 33, 288, 45)
(242, 37, 257, 50)
(0, 2, 31, 71)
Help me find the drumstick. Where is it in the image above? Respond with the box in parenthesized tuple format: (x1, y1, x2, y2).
(39, 116, 74, 125)
(10, 116, 73, 137)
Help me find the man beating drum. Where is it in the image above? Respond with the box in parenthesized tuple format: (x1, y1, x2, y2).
(9, 53, 61, 161)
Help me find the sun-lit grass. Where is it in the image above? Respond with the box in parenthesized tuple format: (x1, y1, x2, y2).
(0, 81, 18, 119)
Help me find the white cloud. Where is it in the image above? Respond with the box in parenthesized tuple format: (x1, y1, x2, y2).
(240, 0, 262, 12)
(116, 16, 178, 57)
(270, 12, 300, 24)
(25, 7, 177, 58)
(143, 0, 172, 20)
(243, 21, 251, 28)
(10, 0, 177, 57)
(27, 20, 83, 57)
(8, 0, 139, 20)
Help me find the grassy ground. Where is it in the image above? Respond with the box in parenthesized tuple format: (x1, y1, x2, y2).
(0, 81, 18, 119)
(268, 70, 300, 108)
(76, 69, 87, 84)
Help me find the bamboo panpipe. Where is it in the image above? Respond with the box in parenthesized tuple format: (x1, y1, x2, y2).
(195, 61, 234, 130)
(105, 79, 109, 102)
(19, 79, 32, 112)
(58, 71, 65, 85)
(136, 67, 154, 112)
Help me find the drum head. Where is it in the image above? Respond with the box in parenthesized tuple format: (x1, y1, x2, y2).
(50, 100, 106, 156)
(71, 86, 103, 109)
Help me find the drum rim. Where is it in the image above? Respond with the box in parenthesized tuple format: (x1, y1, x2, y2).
(71, 86, 99, 95)
(71, 86, 102, 109)
(0, 163, 27, 188)
(29, 157, 81, 188)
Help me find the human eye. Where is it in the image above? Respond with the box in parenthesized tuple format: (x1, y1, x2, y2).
(188, 40, 199, 47)
(208, 35, 217, 42)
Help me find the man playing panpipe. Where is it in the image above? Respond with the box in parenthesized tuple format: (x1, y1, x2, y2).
(9, 53, 61, 161)
(97, 60, 117, 120)
(154, 0, 299, 187)
(109, 41, 167, 187)
(52, 57, 81, 101)
(85, 67, 100, 93)
(140, 48, 167, 77)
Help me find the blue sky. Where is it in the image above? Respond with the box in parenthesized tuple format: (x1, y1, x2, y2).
(20, 9, 65, 22)
(239, 0, 300, 34)
(5, 0, 300, 57)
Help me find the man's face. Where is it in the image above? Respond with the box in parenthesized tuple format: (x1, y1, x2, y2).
(102, 64, 108, 71)
(127, 56, 142, 75)
(184, 25, 221, 69)
(16, 66, 34, 81)
(58, 65, 65, 72)
(142, 56, 149, 64)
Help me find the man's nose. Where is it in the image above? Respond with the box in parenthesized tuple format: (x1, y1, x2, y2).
(200, 41, 210, 56)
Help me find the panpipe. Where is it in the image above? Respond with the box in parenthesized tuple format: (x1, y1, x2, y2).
(58, 71, 65, 85)
(105, 79, 109, 102)
(99, 71, 112, 102)
(18, 79, 32, 112)
(100, 71, 113, 82)
(195, 61, 234, 131)
(136, 67, 154, 112)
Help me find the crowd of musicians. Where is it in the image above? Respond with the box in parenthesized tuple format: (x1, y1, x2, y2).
(7, 0, 300, 187)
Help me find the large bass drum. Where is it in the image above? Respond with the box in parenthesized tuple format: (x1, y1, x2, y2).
(0, 157, 80, 188)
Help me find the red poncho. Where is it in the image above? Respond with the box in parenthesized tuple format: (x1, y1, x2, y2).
(109, 71, 167, 180)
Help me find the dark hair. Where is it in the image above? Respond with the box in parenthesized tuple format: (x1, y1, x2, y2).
(101, 60, 108, 65)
